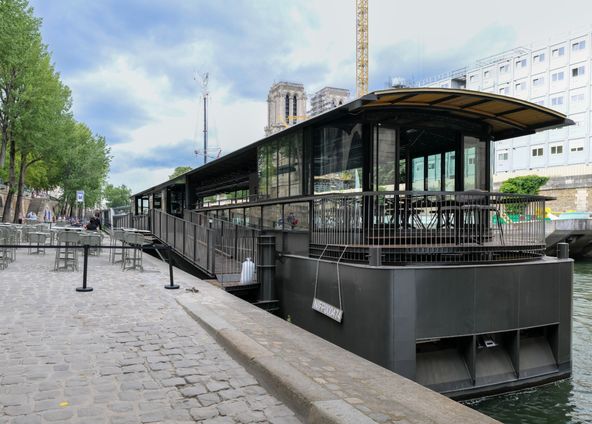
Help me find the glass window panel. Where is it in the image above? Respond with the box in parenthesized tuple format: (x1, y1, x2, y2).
(444, 151, 456, 191)
(277, 136, 290, 198)
(375, 127, 396, 191)
(267, 140, 278, 198)
(399, 159, 406, 190)
(262, 204, 282, 229)
(427, 154, 441, 191)
(283, 202, 309, 231)
(463, 136, 486, 190)
(313, 123, 363, 194)
(229, 208, 245, 225)
(289, 130, 303, 196)
(412, 157, 424, 191)
(245, 207, 261, 228)
(257, 145, 268, 197)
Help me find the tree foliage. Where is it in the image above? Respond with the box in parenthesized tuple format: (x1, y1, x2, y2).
(0, 0, 111, 221)
(499, 175, 549, 195)
(169, 166, 192, 180)
(103, 184, 131, 208)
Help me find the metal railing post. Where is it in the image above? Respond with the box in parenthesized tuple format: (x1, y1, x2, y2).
(164, 247, 180, 289)
(257, 234, 276, 301)
(76, 244, 93, 292)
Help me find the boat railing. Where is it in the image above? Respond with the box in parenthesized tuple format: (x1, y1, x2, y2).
(192, 190, 548, 265)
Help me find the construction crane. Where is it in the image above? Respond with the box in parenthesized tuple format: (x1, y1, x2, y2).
(356, 0, 369, 97)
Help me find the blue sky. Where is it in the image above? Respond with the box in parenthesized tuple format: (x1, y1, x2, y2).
(30, 0, 592, 193)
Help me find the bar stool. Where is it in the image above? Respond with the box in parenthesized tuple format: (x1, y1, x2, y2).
(28, 232, 48, 255)
(54, 231, 80, 271)
(110, 228, 125, 264)
(79, 233, 102, 256)
(122, 232, 146, 271)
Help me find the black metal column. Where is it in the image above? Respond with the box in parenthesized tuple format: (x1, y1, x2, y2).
(257, 234, 276, 301)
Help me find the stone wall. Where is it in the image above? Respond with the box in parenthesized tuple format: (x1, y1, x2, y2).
(540, 187, 592, 212)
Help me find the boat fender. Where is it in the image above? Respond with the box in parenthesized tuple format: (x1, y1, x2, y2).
(240, 257, 255, 285)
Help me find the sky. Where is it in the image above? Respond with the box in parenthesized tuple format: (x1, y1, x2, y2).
(30, 0, 592, 193)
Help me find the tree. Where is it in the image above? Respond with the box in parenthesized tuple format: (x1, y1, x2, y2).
(169, 166, 192, 180)
(0, 0, 41, 167)
(103, 184, 131, 208)
(499, 175, 549, 195)
(12, 49, 71, 222)
(500, 175, 549, 215)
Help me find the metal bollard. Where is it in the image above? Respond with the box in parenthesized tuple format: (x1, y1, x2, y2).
(557, 242, 569, 259)
(76, 244, 93, 292)
(257, 234, 276, 301)
(164, 247, 180, 289)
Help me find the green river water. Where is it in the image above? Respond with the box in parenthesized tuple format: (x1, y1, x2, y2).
(468, 261, 592, 423)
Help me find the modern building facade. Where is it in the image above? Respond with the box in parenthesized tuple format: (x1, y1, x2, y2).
(264, 82, 307, 136)
(417, 28, 592, 211)
(309, 87, 350, 117)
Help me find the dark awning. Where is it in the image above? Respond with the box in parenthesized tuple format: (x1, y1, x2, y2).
(356, 88, 573, 140)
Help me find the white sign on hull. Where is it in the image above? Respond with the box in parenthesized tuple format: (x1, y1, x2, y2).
(312, 298, 343, 323)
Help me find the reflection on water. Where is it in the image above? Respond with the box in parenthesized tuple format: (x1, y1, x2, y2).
(468, 261, 592, 424)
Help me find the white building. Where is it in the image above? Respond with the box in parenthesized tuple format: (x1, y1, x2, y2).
(309, 87, 350, 117)
(264, 82, 307, 136)
(418, 29, 592, 193)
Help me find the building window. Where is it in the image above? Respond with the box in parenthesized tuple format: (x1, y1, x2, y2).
(551, 71, 565, 82)
(551, 96, 564, 106)
(440, 83, 449, 88)
(552, 46, 565, 57)
(469, 75, 475, 82)
(571, 93, 585, 103)
(572, 66, 585, 77)
(571, 145, 584, 152)
(551, 145, 564, 155)
(292, 95, 297, 122)
(284, 94, 290, 123)
(533, 99, 545, 106)
(499, 86, 509, 95)
(531, 147, 544, 157)
(498, 151, 509, 161)
(499, 64, 509, 73)
(484, 70, 490, 78)
(516, 58, 527, 68)
(533, 53, 545, 63)
(572, 40, 586, 51)
(515, 82, 526, 91)
(533, 77, 544, 86)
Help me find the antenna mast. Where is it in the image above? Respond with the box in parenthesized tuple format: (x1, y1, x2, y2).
(202, 72, 209, 164)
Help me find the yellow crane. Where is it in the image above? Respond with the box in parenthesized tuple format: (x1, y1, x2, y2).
(356, 0, 369, 97)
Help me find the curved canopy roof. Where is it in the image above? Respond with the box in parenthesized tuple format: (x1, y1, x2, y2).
(356, 88, 573, 141)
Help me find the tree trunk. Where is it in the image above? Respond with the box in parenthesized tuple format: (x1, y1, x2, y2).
(0, 84, 11, 168)
(13, 153, 28, 223)
(2, 137, 16, 222)
(0, 122, 7, 169)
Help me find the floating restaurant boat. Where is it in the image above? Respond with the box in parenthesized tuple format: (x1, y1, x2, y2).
(129, 88, 574, 399)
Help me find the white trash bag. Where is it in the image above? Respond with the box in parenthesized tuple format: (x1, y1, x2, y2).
(240, 257, 255, 285)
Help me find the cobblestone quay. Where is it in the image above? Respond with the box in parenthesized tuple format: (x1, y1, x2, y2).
(0, 249, 300, 423)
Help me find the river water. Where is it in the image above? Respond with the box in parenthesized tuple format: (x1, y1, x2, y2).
(468, 261, 592, 423)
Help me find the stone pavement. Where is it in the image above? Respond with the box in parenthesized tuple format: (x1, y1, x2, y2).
(0, 247, 301, 424)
